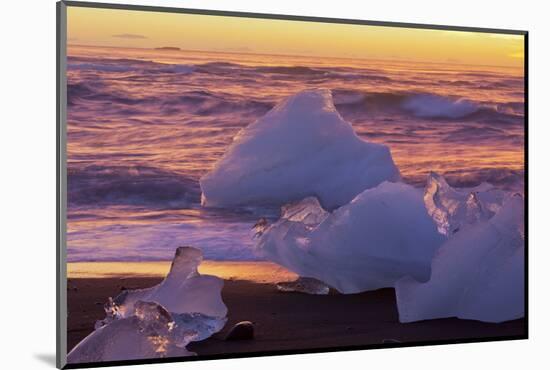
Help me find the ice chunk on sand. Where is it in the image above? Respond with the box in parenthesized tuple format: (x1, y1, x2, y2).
(200, 88, 400, 210)
(67, 300, 227, 363)
(107, 246, 227, 319)
(276, 277, 330, 295)
(395, 194, 524, 323)
(68, 301, 195, 363)
(424, 172, 505, 236)
(256, 182, 445, 293)
(68, 247, 227, 363)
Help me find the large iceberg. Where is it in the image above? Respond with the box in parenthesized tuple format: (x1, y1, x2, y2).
(395, 194, 524, 323)
(254, 182, 445, 293)
(67, 247, 227, 363)
(200, 88, 400, 210)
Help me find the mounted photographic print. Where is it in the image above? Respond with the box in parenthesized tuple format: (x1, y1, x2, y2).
(56, 1, 528, 368)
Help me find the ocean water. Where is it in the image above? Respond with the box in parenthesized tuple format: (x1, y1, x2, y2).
(67, 45, 524, 262)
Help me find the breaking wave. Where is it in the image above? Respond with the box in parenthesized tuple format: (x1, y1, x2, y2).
(68, 165, 201, 208)
(68, 57, 195, 75)
(332, 89, 523, 121)
(68, 81, 273, 116)
(401, 94, 479, 119)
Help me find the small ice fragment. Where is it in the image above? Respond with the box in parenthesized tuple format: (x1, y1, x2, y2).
(68, 301, 196, 363)
(110, 246, 227, 319)
(276, 277, 330, 295)
(68, 247, 228, 364)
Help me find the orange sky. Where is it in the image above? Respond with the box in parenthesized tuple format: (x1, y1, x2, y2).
(67, 6, 524, 67)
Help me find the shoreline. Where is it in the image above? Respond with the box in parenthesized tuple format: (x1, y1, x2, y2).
(68, 260, 298, 282)
(67, 273, 525, 357)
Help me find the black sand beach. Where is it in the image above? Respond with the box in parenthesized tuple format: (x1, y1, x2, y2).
(67, 277, 525, 355)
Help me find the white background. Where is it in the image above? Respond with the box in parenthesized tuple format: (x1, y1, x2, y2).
(1, 0, 548, 369)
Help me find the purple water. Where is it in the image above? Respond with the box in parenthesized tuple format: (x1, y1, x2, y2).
(67, 45, 524, 262)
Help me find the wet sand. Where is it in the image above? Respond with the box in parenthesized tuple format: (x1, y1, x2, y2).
(67, 277, 525, 355)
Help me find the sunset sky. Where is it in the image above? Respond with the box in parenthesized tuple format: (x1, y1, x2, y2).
(67, 6, 524, 67)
